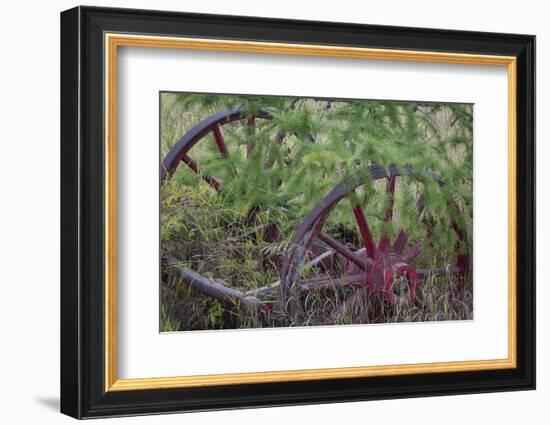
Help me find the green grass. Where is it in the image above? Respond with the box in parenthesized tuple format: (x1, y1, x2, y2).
(159, 93, 473, 332)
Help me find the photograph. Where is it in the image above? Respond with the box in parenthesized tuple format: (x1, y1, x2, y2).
(159, 92, 474, 331)
(58, 5, 535, 419)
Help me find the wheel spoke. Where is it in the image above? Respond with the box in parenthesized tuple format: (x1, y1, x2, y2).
(384, 175, 396, 221)
(246, 117, 256, 157)
(160, 107, 246, 182)
(392, 229, 408, 253)
(402, 241, 422, 262)
(211, 125, 228, 156)
(452, 223, 469, 275)
(318, 232, 371, 270)
(378, 235, 390, 253)
(351, 200, 377, 259)
(281, 213, 329, 282)
(378, 175, 397, 253)
(181, 154, 220, 190)
(416, 194, 425, 212)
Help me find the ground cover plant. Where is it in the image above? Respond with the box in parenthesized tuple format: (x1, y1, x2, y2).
(160, 92, 473, 332)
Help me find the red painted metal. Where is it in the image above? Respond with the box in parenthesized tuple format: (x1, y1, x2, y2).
(392, 229, 408, 253)
(402, 241, 422, 263)
(382, 263, 420, 304)
(378, 236, 390, 253)
(366, 253, 402, 294)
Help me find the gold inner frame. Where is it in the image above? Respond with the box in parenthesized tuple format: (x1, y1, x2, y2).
(104, 33, 517, 392)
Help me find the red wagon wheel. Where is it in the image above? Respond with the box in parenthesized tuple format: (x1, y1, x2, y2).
(161, 106, 282, 240)
(160, 107, 285, 321)
(160, 107, 273, 188)
(279, 164, 470, 324)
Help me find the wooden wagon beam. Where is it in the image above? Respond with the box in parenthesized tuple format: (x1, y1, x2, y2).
(164, 256, 264, 311)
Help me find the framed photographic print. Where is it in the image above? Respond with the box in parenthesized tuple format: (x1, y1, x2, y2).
(60, 6, 535, 419)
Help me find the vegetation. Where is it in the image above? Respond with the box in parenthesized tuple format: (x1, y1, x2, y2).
(160, 92, 473, 331)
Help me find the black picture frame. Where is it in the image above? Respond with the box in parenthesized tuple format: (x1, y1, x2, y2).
(61, 5, 535, 419)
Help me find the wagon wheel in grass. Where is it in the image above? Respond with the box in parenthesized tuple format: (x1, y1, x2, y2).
(161, 106, 284, 240)
(161, 107, 288, 321)
(161, 107, 274, 186)
(279, 164, 471, 325)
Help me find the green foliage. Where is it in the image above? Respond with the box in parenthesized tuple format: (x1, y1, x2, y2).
(160, 92, 473, 330)
(164, 95, 472, 242)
